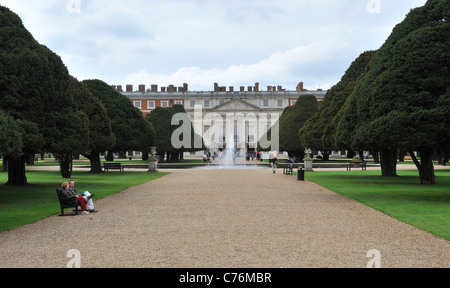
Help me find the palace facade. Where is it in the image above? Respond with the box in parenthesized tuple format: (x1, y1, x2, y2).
(115, 82, 327, 155)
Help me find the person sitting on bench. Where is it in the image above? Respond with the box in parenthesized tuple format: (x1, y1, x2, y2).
(61, 182, 91, 215)
(69, 180, 95, 212)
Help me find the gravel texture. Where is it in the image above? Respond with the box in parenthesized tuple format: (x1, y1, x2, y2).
(0, 168, 448, 268)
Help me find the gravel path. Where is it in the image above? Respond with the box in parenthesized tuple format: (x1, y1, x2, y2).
(0, 168, 448, 268)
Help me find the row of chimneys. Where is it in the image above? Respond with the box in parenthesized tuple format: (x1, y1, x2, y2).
(214, 82, 282, 92)
(214, 82, 308, 92)
(112, 82, 308, 93)
(111, 83, 189, 93)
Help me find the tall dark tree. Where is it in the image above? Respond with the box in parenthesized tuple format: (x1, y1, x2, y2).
(257, 106, 291, 153)
(146, 107, 176, 162)
(0, 6, 90, 184)
(336, 0, 450, 184)
(83, 79, 155, 164)
(53, 110, 90, 178)
(279, 94, 318, 159)
(69, 77, 115, 173)
(300, 51, 376, 160)
(170, 104, 205, 161)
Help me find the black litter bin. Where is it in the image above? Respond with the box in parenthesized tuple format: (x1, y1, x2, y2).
(297, 166, 305, 181)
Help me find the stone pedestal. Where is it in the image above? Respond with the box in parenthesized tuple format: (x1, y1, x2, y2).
(304, 158, 313, 171)
(304, 148, 313, 171)
(148, 147, 158, 172)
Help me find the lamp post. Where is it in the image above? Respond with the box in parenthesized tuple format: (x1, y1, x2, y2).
(148, 147, 158, 172)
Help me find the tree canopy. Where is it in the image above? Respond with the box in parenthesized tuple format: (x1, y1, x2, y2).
(70, 77, 115, 173)
(280, 94, 318, 158)
(146, 107, 175, 161)
(0, 109, 23, 159)
(300, 50, 376, 159)
(336, 0, 450, 184)
(82, 79, 156, 158)
(0, 6, 90, 184)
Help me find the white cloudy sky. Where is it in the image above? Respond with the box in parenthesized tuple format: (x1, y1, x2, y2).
(2, 0, 427, 91)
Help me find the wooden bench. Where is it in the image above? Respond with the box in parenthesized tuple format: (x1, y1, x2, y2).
(103, 162, 124, 171)
(283, 163, 294, 175)
(346, 161, 367, 171)
(56, 189, 81, 216)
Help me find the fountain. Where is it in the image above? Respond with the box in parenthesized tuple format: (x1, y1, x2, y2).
(220, 135, 237, 168)
(193, 135, 268, 170)
(212, 135, 265, 170)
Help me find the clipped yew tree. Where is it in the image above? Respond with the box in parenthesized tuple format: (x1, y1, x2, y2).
(170, 104, 205, 161)
(146, 107, 176, 162)
(83, 79, 156, 164)
(280, 94, 318, 159)
(300, 50, 376, 160)
(0, 6, 90, 184)
(69, 77, 116, 173)
(336, 0, 450, 184)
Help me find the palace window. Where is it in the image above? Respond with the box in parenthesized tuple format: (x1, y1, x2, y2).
(190, 100, 196, 108)
(161, 101, 169, 108)
(147, 101, 155, 109)
(278, 100, 283, 107)
(134, 101, 142, 109)
(174, 100, 183, 105)
(263, 100, 269, 107)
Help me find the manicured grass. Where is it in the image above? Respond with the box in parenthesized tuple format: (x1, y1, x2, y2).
(0, 170, 170, 233)
(301, 169, 450, 240)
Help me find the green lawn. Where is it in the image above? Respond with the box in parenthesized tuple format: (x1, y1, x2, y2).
(302, 169, 450, 241)
(0, 170, 169, 233)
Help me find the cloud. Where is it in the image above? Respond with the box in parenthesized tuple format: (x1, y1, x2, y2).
(1, 0, 429, 92)
(123, 40, 350, 91)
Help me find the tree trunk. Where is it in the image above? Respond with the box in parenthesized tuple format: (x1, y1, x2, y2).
(380, 149, 397, 177)
(142, 150, 149, 161)
(86, 151, 103, 173)
(321, 151, 331, 161)
(347, 150, 356, 159)
(26, 153, 35, 165)
(358, 151, 365, 161)
(6, 156, 27, 186)
(157, 151, 165, 163)
(370, 150, 380, 164)
(105, 151, 114, 161)
(60, 153, 73, 179)
(410, 149, 436, 185)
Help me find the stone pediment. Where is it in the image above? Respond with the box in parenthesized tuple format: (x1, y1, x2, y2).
(213, 99, 261, 112)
